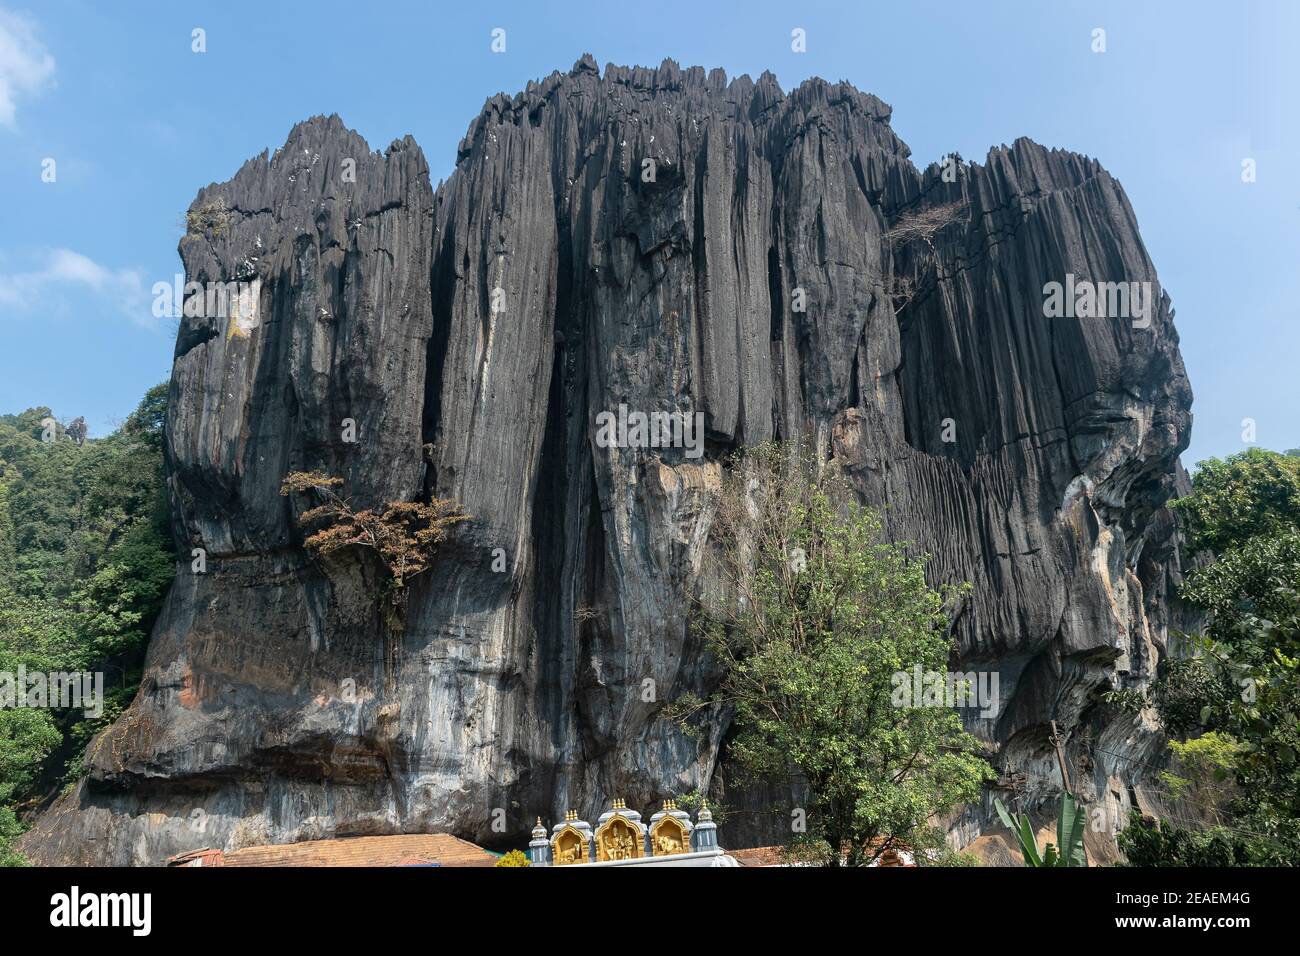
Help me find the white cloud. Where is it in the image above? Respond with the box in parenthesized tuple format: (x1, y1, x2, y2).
(0, 7, 55, 128)
(0, 248, 150, 325)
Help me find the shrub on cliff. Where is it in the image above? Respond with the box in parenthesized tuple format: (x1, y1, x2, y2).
(279, 471, 470, 598)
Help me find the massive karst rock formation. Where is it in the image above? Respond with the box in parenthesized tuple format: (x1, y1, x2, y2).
(21, 56, 1197, 865)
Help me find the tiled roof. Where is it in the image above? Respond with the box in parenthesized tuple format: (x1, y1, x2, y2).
(728, 843, 917, 867)
(730, 845, 787, 867)
(168, 833, 498, 867)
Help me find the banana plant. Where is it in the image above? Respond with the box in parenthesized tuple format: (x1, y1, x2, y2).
(994, 792, 1088, 866)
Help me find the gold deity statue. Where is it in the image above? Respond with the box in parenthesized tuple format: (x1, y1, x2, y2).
(595, 801, 644, 862)
(551, 810, 589, 865)
(649, 801, 690, 856)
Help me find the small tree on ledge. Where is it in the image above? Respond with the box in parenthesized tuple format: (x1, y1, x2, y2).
(279, 471, 470, 596)
(884, 199, 970, 315)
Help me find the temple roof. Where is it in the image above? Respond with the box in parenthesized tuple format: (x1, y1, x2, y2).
(167, 834, 497, 867)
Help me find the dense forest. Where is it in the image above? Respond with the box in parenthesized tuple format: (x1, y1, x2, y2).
(1118, 447, 1300, 866)
(0, 385, 174, 864)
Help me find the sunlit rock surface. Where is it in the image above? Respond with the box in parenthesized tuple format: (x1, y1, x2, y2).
(22, 57, 1195, 865)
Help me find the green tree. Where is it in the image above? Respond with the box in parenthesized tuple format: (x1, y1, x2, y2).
(1159, 732, 1241, 820)
(0, 384, 175, 864)
(1139, 448, 1300, 865)
(0, 707, 61, 865)
(1117, 811, 1250, 867)
(1171, 448, 1300, 554)
(670, 442, 992, 866)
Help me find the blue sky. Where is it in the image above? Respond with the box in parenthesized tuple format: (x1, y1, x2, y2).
(1, 0, 1295, 467)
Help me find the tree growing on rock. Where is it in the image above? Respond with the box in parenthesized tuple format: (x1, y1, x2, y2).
(885, 199, 970, 314)
(279, 471, 470, 602)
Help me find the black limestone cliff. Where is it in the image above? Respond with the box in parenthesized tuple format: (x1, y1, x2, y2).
(22, 57, 1196, 864)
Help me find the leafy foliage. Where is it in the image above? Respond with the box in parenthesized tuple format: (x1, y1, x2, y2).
(1171, 449, 1300, 554)
(493, 849, 530, 867)
(917, 845, 982, 867)
(669, 441, 992, 865)
(1158, 732, 1241, 819)
(0, 385, 175, 864)
(1117, 811, 1250, 867)
(994, 793, 1087, 867)
(1136, 447, 1300, 865)
(185, 198, 231, 237)
(671, 789, 729, 826)
(1149, 656, 1238, 738)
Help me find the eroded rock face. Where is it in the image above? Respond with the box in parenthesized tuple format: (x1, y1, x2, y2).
(21, 58, 1195, 865)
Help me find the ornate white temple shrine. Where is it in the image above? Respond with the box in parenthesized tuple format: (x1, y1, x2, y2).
(527, 799, 739, 867)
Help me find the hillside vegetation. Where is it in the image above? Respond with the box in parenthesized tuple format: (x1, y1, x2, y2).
(0, 384, 174, 864)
